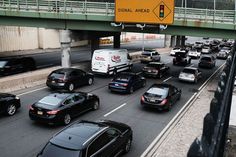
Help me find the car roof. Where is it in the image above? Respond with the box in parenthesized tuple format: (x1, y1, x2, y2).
(50, 121, 108, 150)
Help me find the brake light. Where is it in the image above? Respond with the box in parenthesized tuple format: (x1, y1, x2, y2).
(47, 110, 60, 115)
(122, 83, 128, 87)
(141, 96, 145, 102)
(160, 99, 168, 105)
(29, 105, 34, 111)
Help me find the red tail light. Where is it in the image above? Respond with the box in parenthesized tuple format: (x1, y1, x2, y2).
(47, 110, 60, 115)
(141, 96, 145, 102)
(160, 99, 168, 105)
(122, 83, 128, 87)
(29, 105, 34, 111)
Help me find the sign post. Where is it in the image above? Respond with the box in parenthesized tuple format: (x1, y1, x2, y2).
(115, 0, 175, 25)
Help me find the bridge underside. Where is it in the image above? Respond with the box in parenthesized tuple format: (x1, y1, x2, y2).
(0, 16, 235, 39)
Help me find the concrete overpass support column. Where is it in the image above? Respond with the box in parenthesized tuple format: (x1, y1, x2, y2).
(60, 30, 71, 68)
(176, 35, 181, 47)
(164, 35, 171, 48)
(181, 36, 186, 47)
(91, 37, 99, 55)
(170, 35, 176, 47)
(113, 33, 121, 48)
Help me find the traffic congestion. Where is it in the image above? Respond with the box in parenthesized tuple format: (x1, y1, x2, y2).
(0, 38, 234, 157)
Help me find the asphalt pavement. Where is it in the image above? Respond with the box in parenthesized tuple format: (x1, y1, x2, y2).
(0, 49, 226, 157)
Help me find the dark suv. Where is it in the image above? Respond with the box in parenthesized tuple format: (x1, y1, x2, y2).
(0, 57, 36, 76)
(37, 120, 133, 157)
(173, 51, 191, 66)
(198, 55, 216, 68)
(46, 68, 94, 91)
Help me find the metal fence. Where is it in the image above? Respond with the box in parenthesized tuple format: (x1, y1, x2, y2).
(0, 0, 235, 24)
(187, 42, 236, 157)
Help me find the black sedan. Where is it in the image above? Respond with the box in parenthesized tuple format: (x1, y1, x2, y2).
(108, 72, 146, 93)
(46, 68, 94, 91)
(29, 92, 99, 125)
(141, 84, 181, 111)
(142, 62, 169, 78)
(37, 120, 132, 157)
(0, 93, 21, 116)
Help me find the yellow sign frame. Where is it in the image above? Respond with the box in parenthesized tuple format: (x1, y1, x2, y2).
(115, 0, 175, 25)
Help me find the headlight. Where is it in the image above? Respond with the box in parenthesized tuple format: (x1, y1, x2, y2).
(15, 96, 20, 100)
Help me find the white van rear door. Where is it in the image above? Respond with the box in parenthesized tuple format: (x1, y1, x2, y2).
(92, 52, 108, 73)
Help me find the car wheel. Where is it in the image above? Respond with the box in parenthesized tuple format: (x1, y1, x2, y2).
(88, 78, 93, 85)
(123, 138, 132, 154)
(6, 104, 17, 116)
(63, 114, 71, 125)
(93, 100, 99, 110)
(129, 86, 134, 94)
(68, 83, 74, 91)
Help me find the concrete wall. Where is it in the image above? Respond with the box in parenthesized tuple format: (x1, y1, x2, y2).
(0, 26, 88, 56)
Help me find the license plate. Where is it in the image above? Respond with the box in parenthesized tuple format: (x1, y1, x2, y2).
(115, 84, 119, 86)
(150, 99, 155, 102)
(148, 70, 151, 72)
(52, 80, 55, 83)
(37, 111, 43, 115)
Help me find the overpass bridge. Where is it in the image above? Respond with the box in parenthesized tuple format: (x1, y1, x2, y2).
(0, 0, 236, 39)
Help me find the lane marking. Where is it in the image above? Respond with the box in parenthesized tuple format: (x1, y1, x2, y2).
(141, 62, 225, 157)
(163, 76, 172, 82)
(17, 87, 48, 96)
(103, 103, 127, 117)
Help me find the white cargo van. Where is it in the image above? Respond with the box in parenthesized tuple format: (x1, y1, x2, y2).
(91, 49, 132, 75)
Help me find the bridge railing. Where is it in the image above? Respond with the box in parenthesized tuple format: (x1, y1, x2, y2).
(0, 0, 235, 24)
(187, 42, 236, 157)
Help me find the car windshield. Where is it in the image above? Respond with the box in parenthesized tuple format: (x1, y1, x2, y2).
(0, 61, 7, 68)
(39, 95, 63, 106)
(182, 69, 196, 74)
(41, 143, 81, 157)
(145, 87, 168, 99)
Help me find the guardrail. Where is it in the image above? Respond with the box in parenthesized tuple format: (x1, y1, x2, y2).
(0, 0, 235, 24)
(187, 42, 236, 157)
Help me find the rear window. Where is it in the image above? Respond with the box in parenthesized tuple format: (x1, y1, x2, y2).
(145, 87, 168, 99)
(41, 143, 81, 157)
(201, 57, 211, 61)
(142, 52, 152, 56)
(182, 68, 196, 74)
(50, 72, 66, 78)
(147, 64, 161, 68)
(0, 61, 7, 68)
(173, 48, 180, 50)
(114, 75, 131, 82)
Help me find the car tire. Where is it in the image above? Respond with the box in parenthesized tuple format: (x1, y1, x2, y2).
(123, 138, 132, 154)
(129, 86, 134, 94)
(68, 83, 74, 91)
(93, 100, 99, 110)
(63, 114, 71, 125)
(88, 78, 93, 85)
(6, 104, 17, 116)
